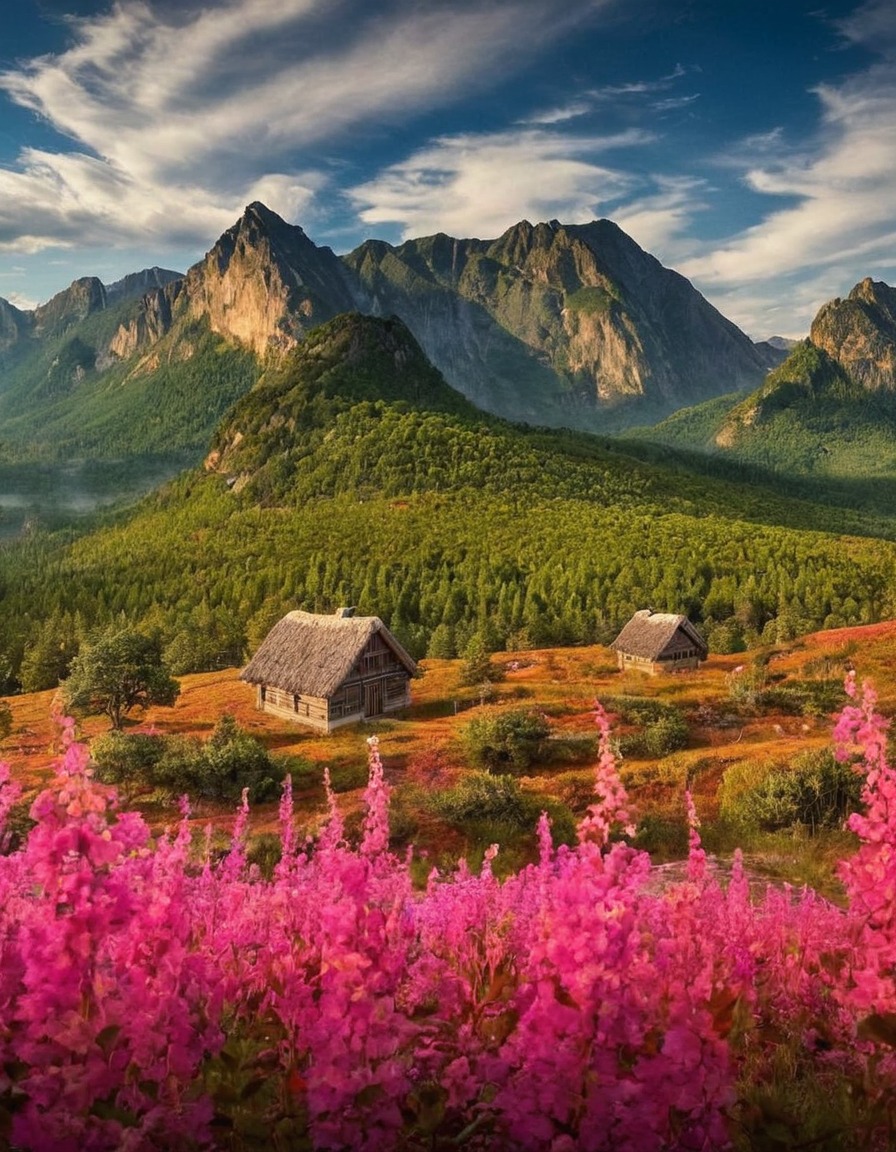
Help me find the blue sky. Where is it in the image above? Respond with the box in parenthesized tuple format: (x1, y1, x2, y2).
(1, 0, 894, 338)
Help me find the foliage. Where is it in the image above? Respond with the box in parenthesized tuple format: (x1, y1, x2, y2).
(91, 713, 279, 802)
(61, 623, 179, 729)
(2, 692, 896, 1147)
(5, 310, 896, 684)
(429, 771, 534, 826)
(719, 747, 863, 833)
(610, 696, 690, 757)
(461, 707, 551, 773)
(458, 632, 500, 687)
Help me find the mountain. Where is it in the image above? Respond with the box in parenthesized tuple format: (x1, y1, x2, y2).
(810, 278, 896, 392)
(3, 308, 896, 692)
(105, 266, 182, 304)
(0, 203, 785, 464)
(111, 202, 358, 362)
(635, 278, 896, 488)
(345, 217, 778, 426)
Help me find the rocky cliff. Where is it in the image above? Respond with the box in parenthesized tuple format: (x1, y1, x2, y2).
(31, 277, 108, 339)
(810, 278, 896, 392)
(110, 202, 359, 363)
(345, 217, 777, 424)
(0, 297, 29, 355)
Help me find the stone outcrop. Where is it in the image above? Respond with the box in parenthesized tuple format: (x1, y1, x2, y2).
(32, 277, 107, 338)
(810, 278, 896, 392)
(0, 297, 30, 354)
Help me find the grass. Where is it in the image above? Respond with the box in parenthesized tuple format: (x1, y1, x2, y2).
(3, 618, 895, 888)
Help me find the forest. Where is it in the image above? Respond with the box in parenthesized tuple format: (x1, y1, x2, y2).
(1, 313, 896, 695)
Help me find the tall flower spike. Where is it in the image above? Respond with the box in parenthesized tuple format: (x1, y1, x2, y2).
(361, 735, 391, 858)
(578, 701, 635, 846)
(686, 789, 706, 882)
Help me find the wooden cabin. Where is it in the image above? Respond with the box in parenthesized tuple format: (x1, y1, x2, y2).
(611, 609, 708, 675)
(240, 608, 417, 732)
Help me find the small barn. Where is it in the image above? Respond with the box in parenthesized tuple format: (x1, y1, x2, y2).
(240, 609, 417, 732)
(611, 609, 708, 675)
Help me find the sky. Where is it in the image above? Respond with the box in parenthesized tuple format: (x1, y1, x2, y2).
(1, 0, 894, 338)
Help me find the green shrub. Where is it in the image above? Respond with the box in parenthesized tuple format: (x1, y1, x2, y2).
(430, 772, 532, 826)
(461, 707, 550, 773)
(90, 730, 167, 794)
(633, 813, 688, 860)
(91, 714, 279, 802)
(328, 761, 369, 793)
(613, 698, 689, 758)
(757, 678, 845, 719)
(720, 748, 862, 833)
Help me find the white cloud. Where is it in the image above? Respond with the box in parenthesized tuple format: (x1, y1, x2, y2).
(612, 175, 709, 261)
(0, 0, 606, 258)
(348, 128, 652, 240)
(677, 10, 896, 335)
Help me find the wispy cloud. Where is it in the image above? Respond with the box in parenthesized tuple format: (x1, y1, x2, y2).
(678, 2, 896, 336)
(348, 128, 652, 241)
(0, 0, 606, 256)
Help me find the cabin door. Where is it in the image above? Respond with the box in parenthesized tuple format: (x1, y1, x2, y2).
(364, 680, 383, 718)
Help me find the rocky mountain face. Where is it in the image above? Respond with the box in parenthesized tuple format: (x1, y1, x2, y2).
(0, 202, 792, 457)
(345, 218, 778, 424)
(110, 202, 358, 362)
(105, 266, 182, 304)
(642, 277, 896, 481)
(810, 278, 896, 392)
(32, 277, 108, 339)
(0, 297, 28, 354)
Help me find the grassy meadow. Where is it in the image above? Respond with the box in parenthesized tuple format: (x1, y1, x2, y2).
(5, 618, 891, 896)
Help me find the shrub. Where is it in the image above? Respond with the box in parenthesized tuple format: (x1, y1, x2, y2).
(461, 707, 550, 773)
(430, 771, 533, 826)
(613, 698, 689, 758)
(720, 748, 863, 833)
(91, 715, 279, 802)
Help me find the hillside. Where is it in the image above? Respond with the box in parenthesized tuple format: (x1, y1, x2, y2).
(636, 279, 896, 494)
(345, 217, 778, 427)
(3, 311, 896, 701)
(6, 618, 891, 894)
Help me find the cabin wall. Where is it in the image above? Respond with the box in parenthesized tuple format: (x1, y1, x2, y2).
(256, 685, 331, 731)
(250, 630, 414, 732)
(617, 651, 702, 675)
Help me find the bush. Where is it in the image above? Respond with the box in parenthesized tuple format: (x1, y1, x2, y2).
(91, 715, 280, 802)
(757, 678, 845, 719)
(430, 772, 533, 826)
(612, 698, 689, 758)
(461, 707, 550, 773)
(720, 748, 862, 833)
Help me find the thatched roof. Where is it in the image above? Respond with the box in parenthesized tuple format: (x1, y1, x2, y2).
(241, 610, 416, 698)
(611, 610, 707, 660)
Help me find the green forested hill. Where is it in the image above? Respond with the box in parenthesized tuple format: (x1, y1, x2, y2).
(638, 341, 896, 493)
(0, 311, 259, 462)
(3, 312, 896, 691)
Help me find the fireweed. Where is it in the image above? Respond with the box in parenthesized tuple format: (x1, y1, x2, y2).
(0, 688, 894, 1149)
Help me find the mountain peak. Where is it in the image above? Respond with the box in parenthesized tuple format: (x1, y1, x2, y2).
(810, 276, 896, 391)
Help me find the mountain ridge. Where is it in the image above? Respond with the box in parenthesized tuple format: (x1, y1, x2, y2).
(0, 202, 787, 459)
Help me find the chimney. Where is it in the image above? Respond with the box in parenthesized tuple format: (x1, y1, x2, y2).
(335, 606, 356, 618)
